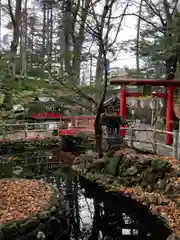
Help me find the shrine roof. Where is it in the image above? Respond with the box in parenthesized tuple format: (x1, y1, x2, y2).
(110, 78, 180, 87)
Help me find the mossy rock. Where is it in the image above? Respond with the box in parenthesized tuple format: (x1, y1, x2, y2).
(169, 169, 180, 178)
(3, 222, 19, 238)
(18, 218, 40, 234)
(44, 216, 61, 238)
(75, 132, 88, 141)
(121, 166, 139, 177)
(150, 159, 172, 172)
(141, 170, 158, 185)
(104, 156, 121, 176)
(106, 150, 115, 158)
(17, 228, 39, 240)
(38, 211, 51, 221)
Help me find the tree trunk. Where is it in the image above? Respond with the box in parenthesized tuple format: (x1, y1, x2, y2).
(94, 49, 108, 158)
(42, 3, 46, 68)
(136, 0, 143, 71)
(95, 49, 104, 103)
(21, 0, 27, 76)
(3, 0, 22, 110)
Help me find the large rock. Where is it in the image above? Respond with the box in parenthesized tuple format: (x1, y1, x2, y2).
(141, 169, 158, 186)
(78, 151, 97, 170)
(165, 183, 174, 194)
(3, 222, 19, 238)
(166, 234, 180, 240)
(122, 153, 139, 163)
(122, 166, 139, 176)
(170, 170, 180, 178)
(0, 225, 3, 240)
(104, 156, 121, 176)
(38, 211, 51, 221)
(156, 179, 167, 191)
(115, 148, 136, 156)
(36, 231, 46, 240)
(19, 218, 40, 234)
(44, 217, 61, 237)
(50, 206, 57, 215)
(92, 158, 106, 170)
(151, 159, 172, 172)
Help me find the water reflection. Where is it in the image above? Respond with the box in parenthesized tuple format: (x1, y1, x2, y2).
(0, 150, 171, 240)
(47, 169, 170, 240)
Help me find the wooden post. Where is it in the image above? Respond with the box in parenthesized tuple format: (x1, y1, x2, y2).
(152, 128, 157, 154)
(102, 126, 108, 151)
(24, 124, 27, 138)
(178, 120, 180, 160)
(120, 85, 126, 137)
(173, 130, 178, 159)
(2, 123, 6, 140)
(129, 126, 133, 148)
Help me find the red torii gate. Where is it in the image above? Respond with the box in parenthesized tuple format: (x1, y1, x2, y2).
(110, 79, 180, 145)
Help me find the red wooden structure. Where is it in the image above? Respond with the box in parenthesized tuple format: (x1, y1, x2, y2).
(119, 85, 142, 136)
(32, 112, 62, 119)
(58, 115, 96, 136)
(110, 79, 180, 145)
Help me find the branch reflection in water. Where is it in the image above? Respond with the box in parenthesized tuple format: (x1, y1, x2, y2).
(50, 166, 170, 240)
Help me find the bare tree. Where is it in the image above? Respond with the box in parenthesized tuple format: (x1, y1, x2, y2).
(2, 0, 22, 110)
(85, 0, 130, 157)
(136, 0, 143, 72)
(20, 0, 27, 76)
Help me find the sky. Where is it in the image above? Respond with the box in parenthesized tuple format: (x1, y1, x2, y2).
(110, 3, 137, 69)
(94, 0, 137, 69)
(112, 17, 137, 69)
(0, 0, 137, 76)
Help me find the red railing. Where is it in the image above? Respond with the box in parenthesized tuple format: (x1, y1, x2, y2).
(58, 115, 96, 136)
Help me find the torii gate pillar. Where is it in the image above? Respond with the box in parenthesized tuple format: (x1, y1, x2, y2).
(166, 86, 173, 145)
(119, 85, 142, 137)
(152, 86, 173, 145)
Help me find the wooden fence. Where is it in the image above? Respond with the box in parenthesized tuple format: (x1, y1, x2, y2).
(0, 122, 60, 141)
(0, 121, 179, 159)
(121, 126, 179, 159)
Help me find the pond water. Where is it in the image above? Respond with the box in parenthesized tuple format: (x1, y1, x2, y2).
(0, 148, 171, 240)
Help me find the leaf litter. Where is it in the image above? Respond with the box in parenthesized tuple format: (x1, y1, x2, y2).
(0, 179, 53, 224)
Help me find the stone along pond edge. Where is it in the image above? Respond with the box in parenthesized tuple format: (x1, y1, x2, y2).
(73, 166, 178, 240)
(72, 148, 180, 240)
(0, 138, 62, 154)
(0, 179, 68, 240)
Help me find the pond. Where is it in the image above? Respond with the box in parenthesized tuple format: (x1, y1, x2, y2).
(0, 148, 171, 240)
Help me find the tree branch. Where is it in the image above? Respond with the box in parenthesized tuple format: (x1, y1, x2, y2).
(142, 0, 166, 28)
(49, 72, 96, 105)
(122, 13, 165, 33)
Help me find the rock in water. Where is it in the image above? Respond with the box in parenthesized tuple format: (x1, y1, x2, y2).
(37, 231, 46, 240)
(166, 234, 180, 240)
(38, 211, 51, 221)
(0, 224, 3, 240)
